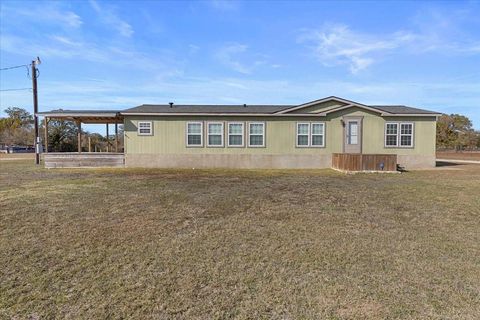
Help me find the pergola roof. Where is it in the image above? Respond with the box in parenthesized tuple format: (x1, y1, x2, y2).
(38, 110, 123, 124)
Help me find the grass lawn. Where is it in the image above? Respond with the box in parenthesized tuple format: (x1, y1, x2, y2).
(1, 160, 479, 319)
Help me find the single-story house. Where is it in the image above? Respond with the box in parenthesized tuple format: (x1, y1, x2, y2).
(39, 96, 441, 170)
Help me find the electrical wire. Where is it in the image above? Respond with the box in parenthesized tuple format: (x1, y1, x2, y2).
(0, 64, 30, 71)
(0, 64, 32, 79)
(0, 88, 32, 92)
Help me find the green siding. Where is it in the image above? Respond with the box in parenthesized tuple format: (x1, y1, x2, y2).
(124, 108, 436, 157)
(290, 100, 347, 114)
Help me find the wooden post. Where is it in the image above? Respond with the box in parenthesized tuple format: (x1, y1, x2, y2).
(77, 121, 82, 153)
(32, 59, 40, 165)
(115, 123, 118, 153)
(44, 117, 49, 153)
(106, 123, 109, 152)
(88, 136, 92, 153)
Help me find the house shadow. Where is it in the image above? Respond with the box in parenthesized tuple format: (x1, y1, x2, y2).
(436, 161, 463, 167)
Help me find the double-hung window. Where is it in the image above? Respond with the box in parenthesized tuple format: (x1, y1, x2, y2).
(400, 123, 413, 147)
(186, 122, 203, 146)
(296, 123, 310, 147)
(311, 123, 325, 147)
(207, 122, 224, 147)
(385, 122, 413, 147)
(228, 122, 244, 147)
(248, 122, 265, 147)
(138, 121, 153, 136)
(385, 123, 398, 147)
(296, 122, 325, 147)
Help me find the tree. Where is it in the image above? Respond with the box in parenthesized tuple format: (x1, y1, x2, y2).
(0, 107, 34, 147)
(4, 107, 33, 126)
(46, 119, 79, 152)
(436, 114, 477, 150)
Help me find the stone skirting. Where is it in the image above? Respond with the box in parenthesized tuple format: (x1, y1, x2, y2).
(397, 155, 436, 169)
(125, 153, 332, 169)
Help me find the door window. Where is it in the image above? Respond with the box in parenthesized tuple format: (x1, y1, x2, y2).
(348, 121, 358, 145)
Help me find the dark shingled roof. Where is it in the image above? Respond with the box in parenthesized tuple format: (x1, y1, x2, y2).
(38, 99, 440, 116)
(122, 103, 439, 115)
(122, 104, 293, 114)
(369, 105, 438, 114)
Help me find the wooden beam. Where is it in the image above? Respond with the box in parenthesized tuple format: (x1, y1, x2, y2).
(106, 123, 109, 152)
(88, 136, 92, 153)
(44, 117, 49, 153)
(77, 121, 82, 154)
(115, 123, 118, 153)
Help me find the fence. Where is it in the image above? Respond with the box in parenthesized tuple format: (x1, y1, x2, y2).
(332, 153, 397, 172)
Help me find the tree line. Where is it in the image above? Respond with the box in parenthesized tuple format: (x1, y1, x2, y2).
(1, 107, 479, 152)
(0, 107, 123, 152)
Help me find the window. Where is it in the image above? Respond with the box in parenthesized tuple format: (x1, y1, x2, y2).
(207, 122, 224, 147)
(385, 123, 398, 146)
(186, 122, 203, 147)
(347, 121, 358, 145)
(248, 122, 265, 147)
(296, 123, 310, 147)
(400, 123, 413, 147)
(311, 122, 325, 147)
(296, 122, 325, 147)
(138, 121, 152, 135)
(385, 122, 414, 147)
(228, 122, 244, 147)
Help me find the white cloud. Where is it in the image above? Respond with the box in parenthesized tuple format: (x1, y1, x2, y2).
(207, 0, 240, 11)
(214, 44, 273, 74)
(299, 24, 415, 74)
(1, 3, 82, 28)
(299, 8, 480, 74)
(89, 0, 133, 37)
(215, 43, 252, 74)
(50, 35, 81, 47)
(0, 32, 183, 77)
(188, 44, 200, 54)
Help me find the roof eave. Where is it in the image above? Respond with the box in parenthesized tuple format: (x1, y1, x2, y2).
(380, 113, 442, 117)
(120, 112, 329, 117)
(38, 112, 121, 118)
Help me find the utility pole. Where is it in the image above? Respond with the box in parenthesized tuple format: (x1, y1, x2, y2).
(32, 57, 41, 165)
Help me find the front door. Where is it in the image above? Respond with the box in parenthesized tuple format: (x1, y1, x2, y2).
(343, 117, 362, 153)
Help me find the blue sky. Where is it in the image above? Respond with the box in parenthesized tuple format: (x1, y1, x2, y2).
(1, 0, 480, 132)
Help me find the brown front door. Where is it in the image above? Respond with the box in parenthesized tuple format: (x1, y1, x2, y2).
(343, 116, 363, 153)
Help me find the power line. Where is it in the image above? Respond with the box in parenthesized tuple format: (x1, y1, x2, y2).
(0, 64, 30, 71)
(0, 87, 32, 92)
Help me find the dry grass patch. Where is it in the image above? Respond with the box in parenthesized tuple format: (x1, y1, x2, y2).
(1, 160, 479, 319)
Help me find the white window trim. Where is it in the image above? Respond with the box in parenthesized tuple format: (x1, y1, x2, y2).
(296, 122, 326, 148)
(207, 121, 224, 147)
(399, 122, 414, 148)
(384, 122, 414, 148)
(137, 121, 153, 136)
(385, 122, 399, 147)
(227, 122, 244, 147)
(311, 122, 326, 148)
(248, 122, 265, 147)
(296, 122, 310, 147)
(186, 121, 203, 147)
